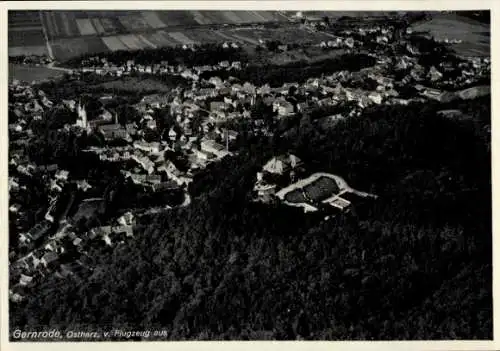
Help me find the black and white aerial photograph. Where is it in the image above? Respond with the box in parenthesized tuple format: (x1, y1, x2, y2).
(5, 3, 493, 345)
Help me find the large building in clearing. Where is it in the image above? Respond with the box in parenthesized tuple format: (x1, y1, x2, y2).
(200, 139, 231, 159)
(262, 154, 302, 175)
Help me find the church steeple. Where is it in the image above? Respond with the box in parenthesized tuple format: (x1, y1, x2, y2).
(77, 100, 87, 128)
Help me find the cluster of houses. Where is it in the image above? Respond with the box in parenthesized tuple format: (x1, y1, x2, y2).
(252, 153, 377, 214)
(253, 153, 305, 202)
(9, 207, 138, 302)
(443, 57, 490, 89)
(77, 55, 243, 79)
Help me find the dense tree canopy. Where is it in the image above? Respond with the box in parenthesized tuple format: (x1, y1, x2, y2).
(200, 53, 377, 87)
(63, 44, 248, 68)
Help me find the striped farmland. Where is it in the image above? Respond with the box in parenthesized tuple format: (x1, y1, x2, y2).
(137, 34, 158, 49)
(156, 11, 198, 26)
(99, 17, 122, 34)
(102, 36, 129, 51)
(9, 29, 46, 47)
(76, 18, 97, 36)
(191, 11, 212, 25)
(155, 31, 181, 46)
(118, 34, 151, 50)
(51, 37, 109, 61)
(9, 10, 42, 27)
(141, 12, 167, 29)
(9, 45, 49, 57)
(141, 32, 170, 47)
(118, 14, 151, 31)
(91, 18, 106, 35)
(59, 12, 80, 37)
(167, 32, 198, 45)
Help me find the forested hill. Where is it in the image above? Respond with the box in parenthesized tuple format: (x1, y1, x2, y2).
(10, 97, 492, 340)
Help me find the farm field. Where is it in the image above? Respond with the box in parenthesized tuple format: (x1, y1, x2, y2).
(284, 189, 308, 204)
(142, 31, 179, 47)
(98, 17, 125, 34)
(220, 27, 335, 45)
(303, 176, 341, 202)
(411, 13, 490, 57)
(283, 176, 341, 204)
(283, 11, 408, 19)
(9, 63, 64, 83)
(117, 34, 152, 50)
(101, 36, 128, 52)
(194, 11, 288, 24)
(41, 11, 129, 39)
(8, 10, 346, 60)
(155, 11, 199, 27)
(12, 11, 488, 62)
(8, 29, 46, 48)
(8, 11, 47, 57)
(180, 29, 221, 44)
(118, 14, 152, 32)
(37, 10, 291, 40)
(9, 25, 346, 61)
(76, 18, 98, 36)
(8, 10, 42, 28)
(41, 11, 81, 40)
(457, 85, 490, 100)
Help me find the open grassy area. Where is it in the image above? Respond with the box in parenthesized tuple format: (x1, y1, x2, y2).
(8, 10, 331, 61)
(411, 13, 489, 57)
(282, 175, 342, 204)
(284, 189, 308, 204)
(9, 63, 64, 83)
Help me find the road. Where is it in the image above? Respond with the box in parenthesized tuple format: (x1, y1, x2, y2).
(39, 11, 54, 60)
(46, 62, 74, 73)
(39, 11, 293, 42)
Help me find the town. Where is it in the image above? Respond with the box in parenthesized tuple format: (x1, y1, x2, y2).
(7, 10, 492, 342)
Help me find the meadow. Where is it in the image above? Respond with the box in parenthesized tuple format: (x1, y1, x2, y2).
(9, 63, 65, 83)
(411, 13, 490, 58)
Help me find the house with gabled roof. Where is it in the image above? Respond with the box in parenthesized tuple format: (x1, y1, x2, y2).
(263, 154, 303, 176)
(19, 274, 34, 286)
(200, 138, 231, 159)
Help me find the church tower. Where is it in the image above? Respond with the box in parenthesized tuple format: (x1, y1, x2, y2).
(77, 101, 87, 128)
